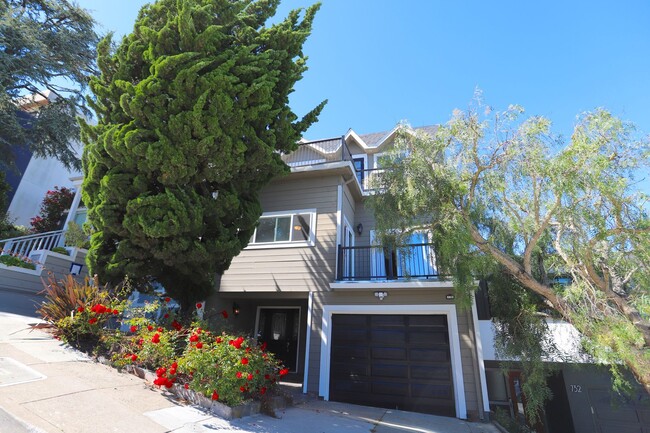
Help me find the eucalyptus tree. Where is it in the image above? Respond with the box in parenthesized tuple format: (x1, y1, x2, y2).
(81, 0, 325, 310)
(369, 100, 650, 402)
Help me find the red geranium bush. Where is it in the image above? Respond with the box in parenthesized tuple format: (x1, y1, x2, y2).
(152, 327, 285, 406)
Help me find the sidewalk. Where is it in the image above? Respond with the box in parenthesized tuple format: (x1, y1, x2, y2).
(0, 309, 498, 433)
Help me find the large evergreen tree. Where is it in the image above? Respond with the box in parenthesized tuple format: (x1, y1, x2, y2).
(369, 98, 650, 399)
(81, 0, 325, 309)
(0, 0, 98, 170)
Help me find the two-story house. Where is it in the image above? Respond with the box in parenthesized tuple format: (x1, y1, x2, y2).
(211, 124, 490, 421)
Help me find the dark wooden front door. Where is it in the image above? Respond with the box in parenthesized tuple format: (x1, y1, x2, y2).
(257, 308, 300, 372)
(329, 314, 455, 416)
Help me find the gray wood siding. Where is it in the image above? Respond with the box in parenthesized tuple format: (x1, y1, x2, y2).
(305, 289, 481, 416)
(354, 200, 376, 248)
(219, 175, 340, 293)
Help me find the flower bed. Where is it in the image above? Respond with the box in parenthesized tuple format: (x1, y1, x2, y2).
(38, 277, 290, 418)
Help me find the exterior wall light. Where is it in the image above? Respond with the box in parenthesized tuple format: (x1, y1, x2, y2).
(356, 223, 363, 236)
(374, 291, 388, 301)
(232, 302, 240, 316)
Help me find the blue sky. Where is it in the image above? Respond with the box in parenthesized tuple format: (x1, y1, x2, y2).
(77, 0, 650, 145)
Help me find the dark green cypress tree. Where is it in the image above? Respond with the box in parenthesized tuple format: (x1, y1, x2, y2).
(80, 0, 325, 310)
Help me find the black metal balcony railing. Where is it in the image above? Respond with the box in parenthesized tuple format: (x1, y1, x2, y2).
(337, 243, 439, 281)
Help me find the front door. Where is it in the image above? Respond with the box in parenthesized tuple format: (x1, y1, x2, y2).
(257, 308, 300, 372)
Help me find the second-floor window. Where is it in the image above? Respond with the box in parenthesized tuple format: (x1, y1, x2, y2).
(249, 210, 317, 247)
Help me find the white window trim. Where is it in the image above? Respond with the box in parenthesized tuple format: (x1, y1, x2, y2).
(246, 209, 317, 250)
(318, 303, 467, 419)
(373, 152, 386, 169)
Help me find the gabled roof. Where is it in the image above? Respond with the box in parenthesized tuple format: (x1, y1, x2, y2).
(343, 124, 438, 151)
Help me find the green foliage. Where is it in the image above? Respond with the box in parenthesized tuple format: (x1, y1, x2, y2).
(177, 330, 283, 406)
(0, 0, 98, 170)
(0, 252, 35, 269)
(369, 95, 650, 394)
(493, 408, 534, 433)
(64, 221, 88, 248)
(30, 186, 74, 233)
(81, 0, 326, 310)
(51, 246, 70, 255)
(489, 273, 557, 423)
(37, 274, 108, 326)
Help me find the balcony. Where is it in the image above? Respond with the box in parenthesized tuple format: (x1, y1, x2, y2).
(336, 243, 439, 281)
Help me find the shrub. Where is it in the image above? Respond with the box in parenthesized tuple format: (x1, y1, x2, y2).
(51, 246, 69, 255)
(0, 253, 36, 269)
(174, 329, 285, 406)
(30, 186, 74, 233)
(64, 221, 88, 248)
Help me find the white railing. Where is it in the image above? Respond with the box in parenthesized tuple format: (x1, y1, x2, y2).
(0, 230, 65, 257)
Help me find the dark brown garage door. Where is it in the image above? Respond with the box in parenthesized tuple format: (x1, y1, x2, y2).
(329, 314, 455, 417)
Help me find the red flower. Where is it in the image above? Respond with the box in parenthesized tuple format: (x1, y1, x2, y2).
(153, 377, 166, 386)
(165, 379, 173, 388)
(260, 387, 267, 395)
(147, 325, 154, 331)
(260, 342, 267, 351)
(236, 371, 243, 379)
(196, 342, 203, 349)
(137, 338, 144, 346)
(264, 374, 270, 380)
(88, 317, 98, 325)
(77, 306, 84, 313)
(164, 297, 171, 303)
(184, 383, 189, 390)
(247, 373, 253, 381)
(245, 347, 251, 353)
(279, 368, 289, 377)
(131, 354, 138, 362)
(189, 334, 199, 342)
(240, 386, 247, 392)
(229, 336, 244, 349)
(215, 337, 222, 343)
(221, 310, 228, 319)
(171, 362, 178, 369)
(171, 320, 182, 331)
(163, 313, 169, 318)
(157, 327, 163, 333)
(156, 367, 166, 377)
(152, 333, 160, 344)
(211, 391, 219, 401)
(241, 357, 249, 365)
(130, 325, 137, 333)
(113, 309, 119, 315)
(196, 303, 202, 309)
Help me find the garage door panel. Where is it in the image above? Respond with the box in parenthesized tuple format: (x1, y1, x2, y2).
(370, 329, 406, 342)
(411, 365, 451, 380)
(412, 382, 453, 398)
(330, 314, 455, 417)
(331, 361, 369, 378)
(410, 330, 448, 344)
(409, 315, 447, 327)
(332, 345, 368, 360)
(333, 328, 367, 343)
(371, 362, 409, 378)
(371, 380, 410, 396)
(371, 347, 407, 360)
(410, 347, 449, 362)
(371, 315, 406, 326)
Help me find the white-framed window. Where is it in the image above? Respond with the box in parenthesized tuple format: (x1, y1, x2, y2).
(248, 209, 317, 248)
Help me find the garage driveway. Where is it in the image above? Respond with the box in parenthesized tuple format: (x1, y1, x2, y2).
(144, 398, 500, 433)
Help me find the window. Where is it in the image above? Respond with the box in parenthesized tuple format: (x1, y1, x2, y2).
(249, 210, 316, 247)
(352, 156, 365, 185)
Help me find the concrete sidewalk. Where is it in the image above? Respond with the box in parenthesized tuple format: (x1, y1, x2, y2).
(0, 310, 498, 433)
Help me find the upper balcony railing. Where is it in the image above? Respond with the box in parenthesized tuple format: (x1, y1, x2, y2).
(281, 136, 354, 168)
(337, 243, 439, 281)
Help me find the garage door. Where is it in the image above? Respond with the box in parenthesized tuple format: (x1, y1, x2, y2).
(329, 314, 455, 416)
(589, 388, 650, 433)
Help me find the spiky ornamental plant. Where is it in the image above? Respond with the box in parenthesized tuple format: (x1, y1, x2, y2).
(80, 0, 326, 311)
